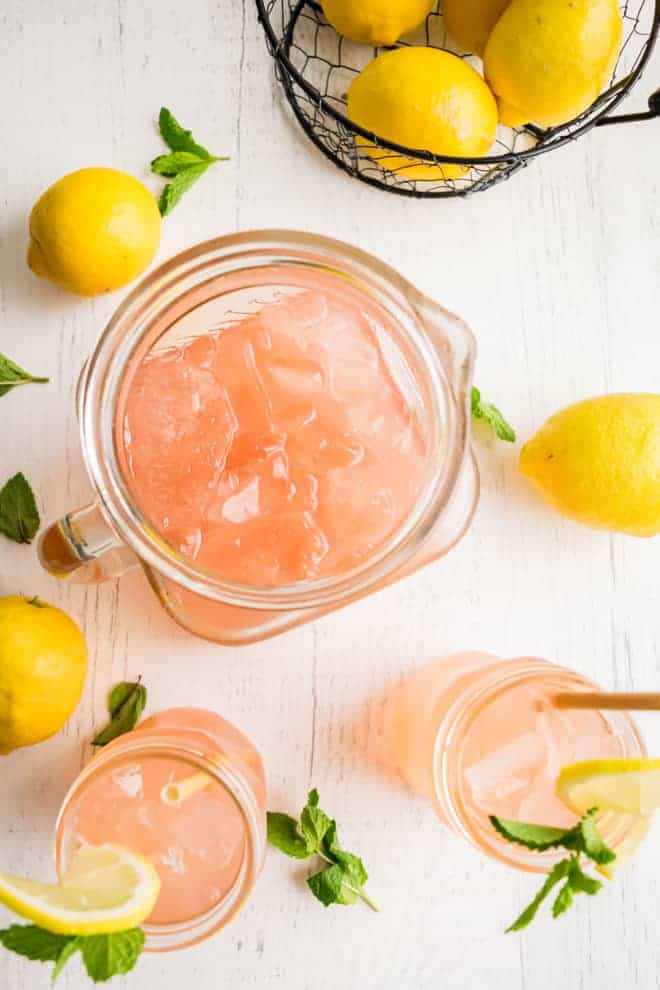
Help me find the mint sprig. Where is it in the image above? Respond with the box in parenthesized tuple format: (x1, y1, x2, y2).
(92, 679, 147, 747)
(490, 808, 615, 931)
(152, 108, 229, 216)
(0, 353, 48, 398)
(471, 386, 516, 442)
(267, 789, 379, 912)
(0, 472, 40, 544)
(0, 925, 144, 983)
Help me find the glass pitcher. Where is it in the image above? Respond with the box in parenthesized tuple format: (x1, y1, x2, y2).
(39, 231, 479, 645)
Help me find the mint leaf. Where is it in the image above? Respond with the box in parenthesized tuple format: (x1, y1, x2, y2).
(489, 816, 573, 851)
(308, 859, 377, 910)
(158, 107, 212, 158)
(471, 386, 516, 442)
(568, 857, 602, 896)
(553, 857, 603, 918)
(267, 789, 378, 911)
(308, 864, 348, 906)
(151, 151, 219, 176)
(552, 879, 574, 918)
(0, 925, 71, 962)
(300, 790, 332, 851)
(570, 858, 603, 897)
(506, 859, 572, 932)
(157, 163, 212, 217)
(491, 809, 616, 864)
(579, 809, 616, 865)
(52, 938, 82, 982)
(0, 926, 144, 983)
(80, 930, 145, 982)
(0, 353, 48, 398)
(107, 681, 144, 718)
(323, 822, 368, 888)
(0, 925, 80, 982)
(266, 812, 310, 859)
(92, 679, 146, 746)
(0, 472, 40, 544)
(153, 109, 229, 216)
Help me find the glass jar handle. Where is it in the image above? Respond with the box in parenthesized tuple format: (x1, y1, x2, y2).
(39, 503, 138, 583)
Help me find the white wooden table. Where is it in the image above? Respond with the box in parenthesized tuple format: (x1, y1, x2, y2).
(2, 3, 660, 987)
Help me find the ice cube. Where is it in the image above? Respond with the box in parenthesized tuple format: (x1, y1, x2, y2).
(258, 290, 328, 350)
(159, 844, 186, 876)
(464, 731, 546, 810)
(222, 476, 261, 524)
(124, 343, 238, 541)
(179, 529, 202, 559)
(319, 465, 396, 566)
(168, 791, 246, 869)
(112, 764, 144, 800)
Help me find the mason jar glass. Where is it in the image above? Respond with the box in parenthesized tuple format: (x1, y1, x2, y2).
(55, 707, 266, 951)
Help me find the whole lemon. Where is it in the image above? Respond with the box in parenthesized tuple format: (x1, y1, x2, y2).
(484, 0, 622, 127)
(321, 0, 435, 45)
(519, 394, 660, 536)
(443, 0, 511, 56)
(0, 596, 88, 754)
(347, 47, 499, 180)
(28, 167, 161, 296)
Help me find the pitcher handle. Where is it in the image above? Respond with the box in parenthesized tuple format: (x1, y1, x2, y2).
(39, 503, 138, 583)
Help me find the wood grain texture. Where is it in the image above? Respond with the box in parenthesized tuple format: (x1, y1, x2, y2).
(1, 1, 660, 987)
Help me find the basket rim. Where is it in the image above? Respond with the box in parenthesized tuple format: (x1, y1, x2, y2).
(255, 0, 660, 167)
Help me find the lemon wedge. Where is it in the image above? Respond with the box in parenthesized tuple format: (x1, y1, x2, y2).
(596, 815, 651, 879)
(557, 759, 660, 816)
(557, 758, 660, 876)
(0, 845, 160, 936)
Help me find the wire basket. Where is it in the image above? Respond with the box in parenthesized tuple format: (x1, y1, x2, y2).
(256, 0, 660, 197)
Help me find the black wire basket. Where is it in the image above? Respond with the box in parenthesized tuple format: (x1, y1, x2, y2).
(256, 0, 660, 197)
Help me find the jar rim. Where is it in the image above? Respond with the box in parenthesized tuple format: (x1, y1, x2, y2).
(79, 229, 475, 610)
(54, 735, 266, 952)
(431, 658, 647, 873)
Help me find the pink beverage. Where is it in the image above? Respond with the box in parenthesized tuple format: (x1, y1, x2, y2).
(55, 708, 266, 950)
(380, 654, 645, 871)
(118, 286, 426, 586)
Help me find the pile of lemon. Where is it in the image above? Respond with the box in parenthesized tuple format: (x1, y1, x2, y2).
(326, 0, 623, 179)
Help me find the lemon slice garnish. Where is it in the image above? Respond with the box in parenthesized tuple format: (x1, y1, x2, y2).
(557, 758, 660, 876)
(0, 845, 160, 936)
(557, 759, 660, 816)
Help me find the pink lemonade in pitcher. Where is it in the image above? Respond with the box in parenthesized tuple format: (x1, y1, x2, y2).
(55, 709, 266, 950)
(380, 654, 645, 871)
(40, 233, 478, 644)
(118, 287, 427, 586)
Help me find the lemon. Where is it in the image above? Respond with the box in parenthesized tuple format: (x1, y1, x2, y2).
(484, 0, 622, 126)
(321, 0, 435, 45)
(443, 0, 511, 56)
(28, 167, 161, 296)
(557, 759, 660, 817)
(0, 844, 160, 935)
(519, 394, 660, 536)
(0, 595, 87, 754)
(347, 47, 499, 180)
(595, 814, 650, 878)
(557, 759, 659, 875)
